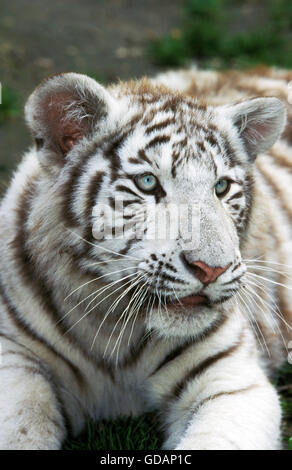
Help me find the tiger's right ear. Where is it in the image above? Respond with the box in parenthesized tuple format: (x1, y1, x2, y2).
(220, 97, 287, 161)
(25, 73, 115, 162)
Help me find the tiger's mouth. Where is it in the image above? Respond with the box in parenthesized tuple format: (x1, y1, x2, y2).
(164, 293, 210, 311)
(147, 290, 235, 312)
(169, 294, 208, 307)
(148, 292, 210, 311)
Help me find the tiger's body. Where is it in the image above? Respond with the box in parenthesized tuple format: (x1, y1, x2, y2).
(0, 67, 291, 450)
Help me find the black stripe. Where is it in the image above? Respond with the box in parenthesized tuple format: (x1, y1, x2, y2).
(1, 349, 44, 366)
(232, 262, 241, 272)
(119, 236, 139, 256)
(1, 327, 73, 437)
(171, 150, 180, 178)
(169, 330, 243, 401)
(62, 142, 102, 227)
(0, 364, 48, 378)
(157, 97, 181, 113)
(122, 199, 142, 208)
(62, 114, 141, 228)
(226, 191, 243, 203)
(221, 135, 239, 168)
(104, 134, 123, 181)
(164, 263, 177, 274)
(116, 184, 143, 199)
(196, 141, 206, 155)
(171, 153, 187, 173)
(128, 157, 142, 165)
(192, 384, 260, 414)
(80, 170, 106, 266)
(0, 277, 85, 389)
(145, 135, 170, 150)
(208, 293, 236, 305)
(10, 183, 81, 340)
(105, 114, 142, 184)
(156, 272, 185, 285)
(120, 331, 152, 368)
(152, 338, 195, 375)
(152, 314, 227, 376)
(145, 118, 175, 136)
(172, 136, 187, 150)
(138, 149, 152, 166)
(85, 171, 105, 223)
(9, 183, 115, 381)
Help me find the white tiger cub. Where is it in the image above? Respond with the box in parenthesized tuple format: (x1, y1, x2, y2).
(0, 67, 291, 450)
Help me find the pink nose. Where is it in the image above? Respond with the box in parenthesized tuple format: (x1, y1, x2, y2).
(191, 261, 231, 284)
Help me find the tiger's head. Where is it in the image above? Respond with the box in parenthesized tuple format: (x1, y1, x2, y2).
(25, 73, 286, 338)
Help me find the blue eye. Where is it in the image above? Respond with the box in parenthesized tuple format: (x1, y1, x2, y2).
(215, 179, 230, 197)
(135, 173, 158, 192)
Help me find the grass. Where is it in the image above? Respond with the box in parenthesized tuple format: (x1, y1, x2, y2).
(0, 86, 20, 125)
(63, 413, 163, 450)
(148, 0, 292, 69)
(63, 362, 292, 450)
(275, 362, 292, 449)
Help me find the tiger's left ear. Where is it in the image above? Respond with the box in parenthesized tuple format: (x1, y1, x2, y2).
(25, 73, 115, 160)
(221, 97, 287, 161)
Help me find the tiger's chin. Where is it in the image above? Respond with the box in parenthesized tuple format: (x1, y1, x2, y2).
(145, 293, 233, 339)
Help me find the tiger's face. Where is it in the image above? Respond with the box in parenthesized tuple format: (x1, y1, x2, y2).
(84, 114, 248, 335)
(25, 73, 286, 337)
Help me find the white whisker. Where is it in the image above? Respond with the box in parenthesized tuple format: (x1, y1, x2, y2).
(244, 276, 292, 333)
(244, 258, 292, 270)
(64, 266, 138, 300)
(103, 276, 147, 359)
(63, 272, 141, 336)
(59, 271, 139, 324)
(91, 273, 147, 352)
(67, 228, 141, 261)
(84, 271, 140, 312)
(246, 264, 292, 282)
(113, 279, 149, 365)
(246, 271, 292, 292)
(243, 282, 288, 352)
(236, 289, 270, 356)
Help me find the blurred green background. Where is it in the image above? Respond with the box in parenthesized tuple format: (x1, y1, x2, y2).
(0, 0, 291, 450)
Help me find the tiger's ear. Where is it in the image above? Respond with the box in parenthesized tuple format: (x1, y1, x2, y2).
(222, 97, 287, 161)
(25, 73, 114, 159)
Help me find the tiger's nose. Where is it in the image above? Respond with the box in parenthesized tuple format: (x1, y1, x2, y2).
(191, 261, 231, 284)
(181, 254, 231, 284)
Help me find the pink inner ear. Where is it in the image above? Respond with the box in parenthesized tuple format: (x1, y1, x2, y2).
(60, 132, 83, 154)
(44, 92, 85, 154)
(244, 120, 270, 145)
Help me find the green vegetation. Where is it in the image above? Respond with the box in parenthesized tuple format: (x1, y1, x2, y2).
(149, 0, 292, 69)
(0, 86, 20, 125)
(275, 362, 292, 449)
(63, 413, 162, 450)
(63, 362, 292, 450)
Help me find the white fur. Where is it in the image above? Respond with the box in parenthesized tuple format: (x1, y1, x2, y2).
(0, 68, 291, 449)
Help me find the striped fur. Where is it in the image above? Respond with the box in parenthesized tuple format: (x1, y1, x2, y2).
(0, 67, 291, 449)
